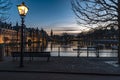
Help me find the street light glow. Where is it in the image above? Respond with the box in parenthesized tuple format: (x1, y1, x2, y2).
(17, 2, 28, 16)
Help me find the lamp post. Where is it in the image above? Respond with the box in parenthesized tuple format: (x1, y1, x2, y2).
(17, 2, 28, 67)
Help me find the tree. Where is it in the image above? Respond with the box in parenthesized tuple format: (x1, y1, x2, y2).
(0, 0, 12, 21)
(71, 0, 117, 25)
(71, 0, 120, 63)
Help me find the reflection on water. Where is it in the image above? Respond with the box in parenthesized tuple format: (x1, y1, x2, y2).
(4, 41, 118, 57)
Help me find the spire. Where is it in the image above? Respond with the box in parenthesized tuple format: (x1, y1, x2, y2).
(51, 29, 53, 37)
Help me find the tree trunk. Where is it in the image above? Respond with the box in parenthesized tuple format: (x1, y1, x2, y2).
(118, 0, 120, 63)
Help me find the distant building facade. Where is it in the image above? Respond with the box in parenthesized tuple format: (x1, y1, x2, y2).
(0, 22, 48, 45)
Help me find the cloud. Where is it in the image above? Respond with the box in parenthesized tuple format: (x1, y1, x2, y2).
(44, 22, 89, 35)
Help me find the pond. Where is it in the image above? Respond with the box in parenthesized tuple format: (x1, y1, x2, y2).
(4, 41, 118, 57)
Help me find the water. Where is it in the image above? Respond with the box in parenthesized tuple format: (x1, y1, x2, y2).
(47, 48, 117, 57)
(4, 41, 118, 57)
(44, 42, 117, 57)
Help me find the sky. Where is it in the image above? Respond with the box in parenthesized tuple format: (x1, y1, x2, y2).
(8, 0, 86, 35)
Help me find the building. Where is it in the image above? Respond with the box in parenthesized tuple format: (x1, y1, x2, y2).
(0, 22, 48, 53)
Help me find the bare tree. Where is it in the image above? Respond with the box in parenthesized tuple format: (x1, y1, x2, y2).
(71, 0, 117, 25)
(71, 0, 120, 63)
(0, 0, 12, 21)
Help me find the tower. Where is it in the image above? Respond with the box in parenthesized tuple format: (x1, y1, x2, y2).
(50, 29, 53, 37)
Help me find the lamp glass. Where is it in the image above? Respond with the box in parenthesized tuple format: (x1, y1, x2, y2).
(17, 2, 28, 16)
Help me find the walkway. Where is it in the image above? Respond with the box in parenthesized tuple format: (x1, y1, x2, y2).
(0, 57, 120, 75)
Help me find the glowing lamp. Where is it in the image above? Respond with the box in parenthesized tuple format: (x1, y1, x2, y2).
(17, 2, 28, 17)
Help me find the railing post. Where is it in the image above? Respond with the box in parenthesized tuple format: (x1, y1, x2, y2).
(77, 46, 80, 57)
(58, 46, 60, 57)
(87, 47, 88, 57)
(96, 46, 99, 58)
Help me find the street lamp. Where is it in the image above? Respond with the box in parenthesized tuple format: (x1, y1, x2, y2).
(17, 2, 28, 67)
